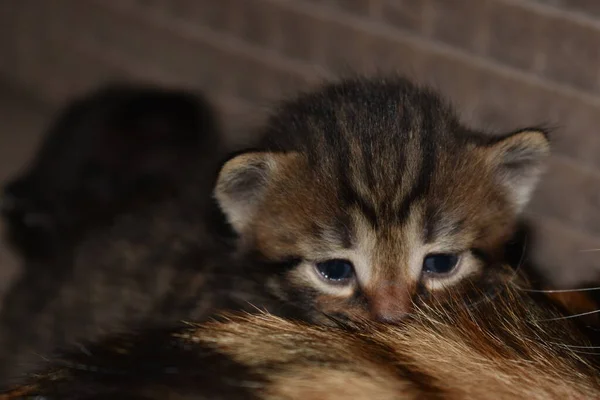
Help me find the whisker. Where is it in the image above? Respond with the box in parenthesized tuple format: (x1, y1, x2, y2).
(518, 286, 600, 293)
(536, 308, 600, 322)
(579, 248, 600, 253)
(464, 286, 504, 310)
(463, 239, 529, 312)
(547, 342, 600, 350)
(560, 350, 600, 356)
(506, 236, 528, 285)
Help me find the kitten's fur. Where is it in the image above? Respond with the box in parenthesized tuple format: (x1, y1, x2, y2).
(0, 76, 550, 384)
(4, 268, 600, 399)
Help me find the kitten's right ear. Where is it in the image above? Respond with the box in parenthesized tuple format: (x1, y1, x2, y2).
(484, 129, 550, 213)
(214, 151, 295, 233)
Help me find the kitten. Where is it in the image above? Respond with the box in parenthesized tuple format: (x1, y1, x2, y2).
(0, 76, 550, 385)
(214, 76, 550, 324)
(0, 82, 236, 385)
(4, 267, 600, 399)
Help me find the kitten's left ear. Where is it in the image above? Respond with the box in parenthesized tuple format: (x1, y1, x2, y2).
(214, 151, 297, 234)
(484, 129, 550, 213)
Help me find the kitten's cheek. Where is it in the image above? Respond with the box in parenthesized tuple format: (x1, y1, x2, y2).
(266, 277, 289, 301)
(422, 253, 482, 291)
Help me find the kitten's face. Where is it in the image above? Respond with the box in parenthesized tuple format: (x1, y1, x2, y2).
(215, 77, 549, 324)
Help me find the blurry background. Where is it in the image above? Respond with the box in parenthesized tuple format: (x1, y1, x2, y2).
(0, 0, 598, 290)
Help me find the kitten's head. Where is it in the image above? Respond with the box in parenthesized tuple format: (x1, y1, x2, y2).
(1, 83, 220, 260)
(215, 77, 550, 324)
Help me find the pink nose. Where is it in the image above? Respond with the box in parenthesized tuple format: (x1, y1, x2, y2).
(369, 285, 412, 323)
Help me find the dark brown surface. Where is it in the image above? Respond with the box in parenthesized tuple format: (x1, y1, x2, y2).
(0, 0, 598, 287)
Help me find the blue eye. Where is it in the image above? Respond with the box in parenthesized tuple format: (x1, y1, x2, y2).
(423, 254, 459, 275)
(315, 259, 355, 282)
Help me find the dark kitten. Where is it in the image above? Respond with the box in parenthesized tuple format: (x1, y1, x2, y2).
(0, 83, 235, 385)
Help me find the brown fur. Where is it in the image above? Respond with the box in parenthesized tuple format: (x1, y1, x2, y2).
(3, 268, 600, 399)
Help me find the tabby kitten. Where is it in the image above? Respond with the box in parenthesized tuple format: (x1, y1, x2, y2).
(5, 267, 600, 399)
(214, 76, 550, 323)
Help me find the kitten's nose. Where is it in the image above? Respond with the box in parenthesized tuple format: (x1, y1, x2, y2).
(369, 285, 412, 323)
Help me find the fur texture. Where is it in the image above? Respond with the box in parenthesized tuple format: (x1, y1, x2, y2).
(3, 268, 600, 399)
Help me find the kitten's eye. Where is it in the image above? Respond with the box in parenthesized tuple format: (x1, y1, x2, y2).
(422, 254, 459, 275)
(315, 259, 355, 282)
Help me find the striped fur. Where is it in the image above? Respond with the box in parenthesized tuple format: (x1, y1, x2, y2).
(216, 76, 550, 324)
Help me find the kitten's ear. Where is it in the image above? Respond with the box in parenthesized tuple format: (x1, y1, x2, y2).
(485, 129, 550, 213)
(215, 151, 293, 233)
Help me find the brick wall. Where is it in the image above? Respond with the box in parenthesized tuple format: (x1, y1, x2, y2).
(0, 0, 598, 285)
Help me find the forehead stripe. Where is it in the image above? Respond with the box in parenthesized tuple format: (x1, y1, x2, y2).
(338, 171, 379, 229)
